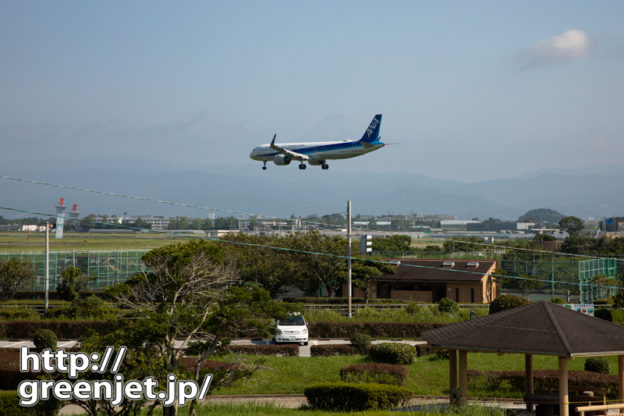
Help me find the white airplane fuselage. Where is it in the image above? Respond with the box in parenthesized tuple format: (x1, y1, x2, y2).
(249, 114, 385, 170)
(249, 140, 384, 164)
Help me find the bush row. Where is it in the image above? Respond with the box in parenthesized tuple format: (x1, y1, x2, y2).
(0, 306, 40, 320)
(340, 363, 409, 386)
(0, 320, 450, 340)
(226, 344, 299, 356)
(368, 343, 416, 365)
(283, 297, 400, 304)
(308, 321, 447, 338)
(0, 320, 110, 339)
(311, 344, 360, 356)
(468, 369, 618, 392)
(304, 382, 413, 411)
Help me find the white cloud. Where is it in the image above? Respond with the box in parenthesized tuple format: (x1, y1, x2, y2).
(532, 29, 589, 58)
(515, 29, 591, 69)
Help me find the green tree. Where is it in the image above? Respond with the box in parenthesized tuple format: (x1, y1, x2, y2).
(289, 231, 347, 296)
(561, 235, 594, 254)
(372, 235, 412, 253)
(0, 258, 35, 300)
(443, 236, 482, 253)
(352, 259, 395, 302)
(105, 240, 289, 416)
(225, 234, 294, 297)
(56, 266, 90, 301)
(559, 216, 584, 235)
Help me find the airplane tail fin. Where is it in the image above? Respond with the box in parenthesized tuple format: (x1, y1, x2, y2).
(359, 114, 382, 143)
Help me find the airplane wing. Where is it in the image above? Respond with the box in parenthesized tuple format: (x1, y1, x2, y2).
(270, 134, 309, 161)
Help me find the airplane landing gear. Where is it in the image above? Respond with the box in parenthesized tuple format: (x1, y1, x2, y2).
(298, 163, 306, 170)
(262, 162, 267, 170)
(321, 163, 329, 170)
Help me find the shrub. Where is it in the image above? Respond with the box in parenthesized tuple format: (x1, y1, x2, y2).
(33, 329, 57, 352)
(550, 297, 564, 304)
(308, 321, 447, 338)
(226, 344, 298, 356)
(0, 320, 109, 339)
(438, 298, 459, 313)
(350, 333, 372, 353)
(340, 363, 409, 386)
(368, 343, 416, 365)
(282, 297, 397, 304)
(489, 295, 529, 314)
(0, 306, 39, 320)
(304, 382, 412, 410)
(311, 344, 360, 356)
(44, 295, 119, 320)
(594, 308, 612, 322)
(585, 357, 610, 374)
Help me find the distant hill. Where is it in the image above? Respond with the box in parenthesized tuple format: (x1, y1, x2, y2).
(1, 157, 623, 220)
(518, 208, 565, 224)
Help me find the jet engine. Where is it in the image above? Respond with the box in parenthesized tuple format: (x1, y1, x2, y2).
(273, 155, 291, 165)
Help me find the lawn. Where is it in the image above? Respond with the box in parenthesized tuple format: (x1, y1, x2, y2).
(211, 352, 617, 397)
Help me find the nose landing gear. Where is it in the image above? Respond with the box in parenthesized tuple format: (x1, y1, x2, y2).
(262, 161, 267, 170)
(298, 163, 307, 170)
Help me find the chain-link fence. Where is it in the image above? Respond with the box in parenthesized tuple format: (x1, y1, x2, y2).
(0, 250, 147, 292)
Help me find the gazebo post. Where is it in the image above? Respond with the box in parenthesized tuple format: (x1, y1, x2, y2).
(459, 350, 468, 406)
(559, 356, 569, 416)
(525, 354, 534, 411)
(449, 349, 458, 405)
(619, 355, 624, 401)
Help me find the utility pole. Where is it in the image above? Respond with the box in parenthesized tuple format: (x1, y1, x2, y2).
(45, 221, 50, 310)
(347, 200, 352, 318)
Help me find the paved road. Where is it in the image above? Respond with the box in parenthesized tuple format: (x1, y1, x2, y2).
(2, 339, 427, 357)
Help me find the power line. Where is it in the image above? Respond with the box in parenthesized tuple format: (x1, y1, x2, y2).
(0, 174, 347, 229)
(1, 173, 621, 264)
(0, 205, 619, 291)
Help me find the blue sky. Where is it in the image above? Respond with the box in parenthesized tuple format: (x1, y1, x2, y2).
(1, 1, 623, 182)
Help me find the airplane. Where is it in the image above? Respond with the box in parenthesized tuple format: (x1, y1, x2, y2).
(249, 114, 385, 170)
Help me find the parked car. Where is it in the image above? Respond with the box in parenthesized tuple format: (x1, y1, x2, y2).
(275, 313, 308, 346)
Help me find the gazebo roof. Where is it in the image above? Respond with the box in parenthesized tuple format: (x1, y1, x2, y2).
(422, 301, 624, 357)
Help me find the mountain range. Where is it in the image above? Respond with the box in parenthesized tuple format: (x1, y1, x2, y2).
(1, 157, 623, 221)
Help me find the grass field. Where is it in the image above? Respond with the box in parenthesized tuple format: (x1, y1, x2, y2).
(211, 352, 605, 397)
(0, 231, 196, 253)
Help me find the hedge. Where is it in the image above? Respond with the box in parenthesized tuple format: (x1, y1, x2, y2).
(283, 297, 400, 304)
(308, 321, 447, 338)
(340, 363, 409, 386)
(368, 343, 416, 365)
(0, 320, 110, 340)
(415, 344, 447, 357)
(468, 369, 618, 392)
(226, 344, 298, 356)
(304, 382, 413, 411)
(0, 320, 449, 340)
(311, 344, 360, 356)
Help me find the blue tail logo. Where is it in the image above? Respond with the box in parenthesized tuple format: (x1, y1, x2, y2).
(359, 114, 382, 143)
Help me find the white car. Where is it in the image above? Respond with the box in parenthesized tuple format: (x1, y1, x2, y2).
(275, 313, 308, 346)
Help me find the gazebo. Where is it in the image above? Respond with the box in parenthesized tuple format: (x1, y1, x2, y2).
(422, 302, 624, 416)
